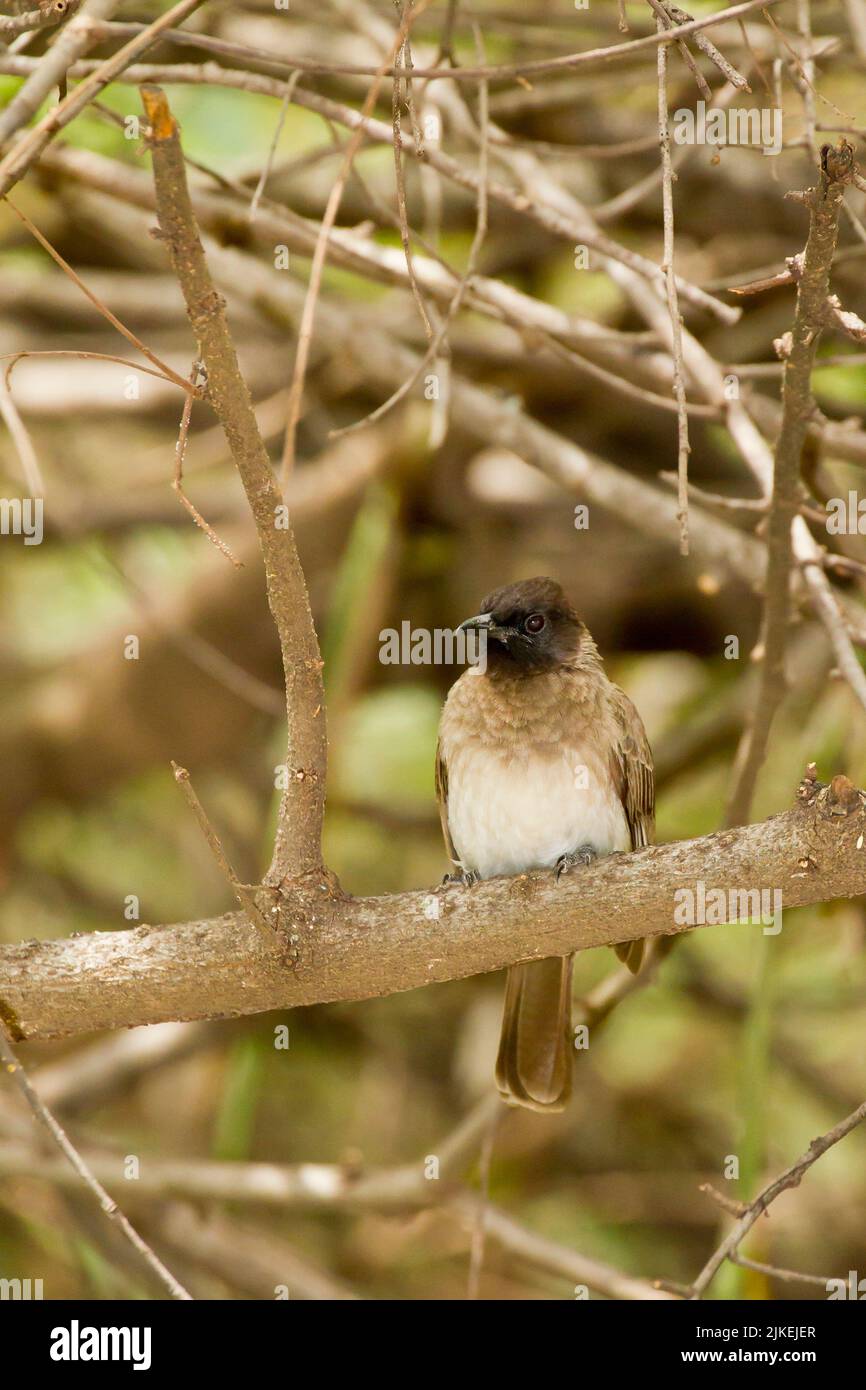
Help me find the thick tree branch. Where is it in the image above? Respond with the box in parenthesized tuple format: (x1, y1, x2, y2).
(141, 85, 327, 883)
(1, 774, 863, 1043)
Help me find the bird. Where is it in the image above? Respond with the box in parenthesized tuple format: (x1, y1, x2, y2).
(436, 576, 654, 1113)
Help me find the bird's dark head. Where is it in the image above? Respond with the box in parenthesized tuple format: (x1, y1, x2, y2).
(459, 577, 587, 674)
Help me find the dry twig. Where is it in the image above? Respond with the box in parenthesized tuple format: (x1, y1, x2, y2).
(726, 141, 859, 826)
(142, 85, 327, 882)
(655, 16, 691, 555)
(0, 1019, 192, 1300)
(690, 1097, 866, 1296)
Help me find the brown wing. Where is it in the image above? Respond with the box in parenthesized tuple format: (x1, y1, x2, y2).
(435, 740, 458, 865)
(608, 685, 655, 971)
(609, 685, 655, 851)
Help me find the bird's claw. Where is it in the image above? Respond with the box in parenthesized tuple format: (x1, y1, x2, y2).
(555, 844, 598, 881)
(441, 867, 480, 889)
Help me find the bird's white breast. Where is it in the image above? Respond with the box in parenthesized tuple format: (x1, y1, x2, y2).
(444, 742, 630, 881)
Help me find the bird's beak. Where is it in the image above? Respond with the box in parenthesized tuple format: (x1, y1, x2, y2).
(458, 611, 493, 634)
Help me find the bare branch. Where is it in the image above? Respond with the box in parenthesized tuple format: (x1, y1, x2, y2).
(330, 21, 490, 441)
(248, 72, 300, 224)
(690, 1096, 866, 1296)
(726, 141, 859, 826)
(141, 85, 327, 883)
(171, 360, 242, 566)
(0, 369, 44, 495)
(728, 1252, 832, 1288)
(3, 53, 738, 323)
(451, 1196, 677, 1301)
(86, 3, 788, 85)
(655, 13, 691, 555)
(646, 0, 712, 100)
(279, 0, 433, 482)
(4, 197, 197, 395)
(0, 1124, 672, 1299)
(660, 1, 752, 90)
(170, 762, 279, 949)
(0, 0, 208, 195)
(0, 0, 119, 148)
(0, 2, 79, 39)
(1, 773, 864, 1043)
(0, 1020, 192, 1300)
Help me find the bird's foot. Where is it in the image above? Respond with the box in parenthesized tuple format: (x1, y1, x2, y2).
(555, 844, 598, 881)
(441, 867, 480, 889)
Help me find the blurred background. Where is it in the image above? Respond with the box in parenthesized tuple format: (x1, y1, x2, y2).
(0, 0, 865, 1299)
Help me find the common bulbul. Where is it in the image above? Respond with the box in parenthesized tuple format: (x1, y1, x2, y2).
(436, 577, 654, 1113)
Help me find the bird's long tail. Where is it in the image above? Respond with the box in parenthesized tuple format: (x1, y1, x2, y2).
(495, 955, 573, 1112)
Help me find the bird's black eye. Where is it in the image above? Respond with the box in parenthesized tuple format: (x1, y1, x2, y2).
(524, 612, 546, 635)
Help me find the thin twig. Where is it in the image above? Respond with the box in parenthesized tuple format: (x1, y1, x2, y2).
(738, 15, 772, 93)
(690, 1097, 866, 1296)
(392, 2, 435, 341)
(279, 0, 434, 482)
(0, 0, 119, 147)
(0, 2, 79, 38)
(542, 338, 720, 421)
(466, 1103, 498, 1301)
(825, 294, 866, 343)
(656, 16, 691, 556)
(0, 371, 44, 496)
(436, 0, 461, 64)
(0, 346, 286, 719)
(454, 1194, 678, 1300)
(12, 57, 738, 323)
(801, 557, 866, 709)
(729, 1252, 833, 1287)
(330, 19, 489, 441)
(172, 360, 242, 567)
(170, 762, 278, 946)
(0, 1018, 192, 1300)
(698, 1182, 750, 1217)
(87, 3, 790, 85)
(764, 5, 857, 129)
(0, 0, 208, 197)
(725, 141, 858, 826)
(248, 71, 301, 224)
(659, 472, 767, 519)
(1, 348, 192, 394)
(646, 0, 712, 100)
(661, 1, 752, 90)
(4, 197, 197, 395)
